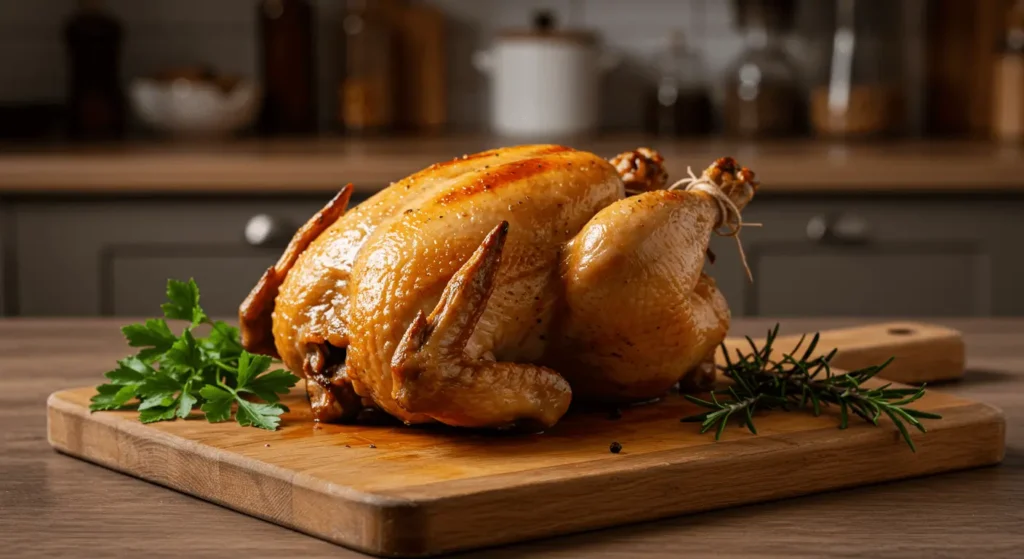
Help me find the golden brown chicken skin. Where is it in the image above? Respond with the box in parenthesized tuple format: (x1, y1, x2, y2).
(239, 145, 757, 429)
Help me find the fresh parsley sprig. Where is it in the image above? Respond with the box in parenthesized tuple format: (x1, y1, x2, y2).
(90, 278, 299, 430)
(681, 325, 942, 451)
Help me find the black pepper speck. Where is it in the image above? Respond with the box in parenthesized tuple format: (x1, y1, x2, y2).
(369, 444, 377, 449)
(609, 442, 623, 454)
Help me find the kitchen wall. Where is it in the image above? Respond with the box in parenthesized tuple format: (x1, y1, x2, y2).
(0, 0, 923, 133)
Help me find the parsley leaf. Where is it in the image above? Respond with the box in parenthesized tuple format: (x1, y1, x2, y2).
(236, 351, 271, 388)
(245, 369, 299, 404)
(140, 405, 177, 423)
(176, 389, 198, 419)
(199, 385, 234, 423)
(161, 278, 206, 326)
(89, 278, 300, 430)
(138, 371, 183, 399)
(89, 383, 139, 411)
(121, 319, 176, 361)
(138, 393, 176, 410)
(235, 400, 287, 431)
(199, 321, 241, 360)
(103, 361, 146, 385)
(163, 330, 203, 372)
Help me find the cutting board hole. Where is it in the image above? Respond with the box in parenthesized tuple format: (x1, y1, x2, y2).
(888, 327, 914, 336)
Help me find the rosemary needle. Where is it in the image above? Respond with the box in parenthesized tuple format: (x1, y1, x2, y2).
(681, 325, 942, 451)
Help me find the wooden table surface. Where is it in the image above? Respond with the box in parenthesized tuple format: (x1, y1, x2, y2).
(3, 138, 1024, 195)
(2, 317, 1022, 558)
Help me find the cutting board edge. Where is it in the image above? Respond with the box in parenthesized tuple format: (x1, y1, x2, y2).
(379, 398, 1007, 499)
(46, 388, 1006, 558)
(371, 400, 1006, 555)
(46, 390, 419, 557)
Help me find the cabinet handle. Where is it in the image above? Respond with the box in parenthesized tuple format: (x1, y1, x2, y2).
(806, 215, 830, 242)
(245, 214, 291, 248)
(806, 214, 870, 244)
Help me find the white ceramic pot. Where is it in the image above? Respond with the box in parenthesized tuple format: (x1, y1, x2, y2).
(474, 25, 617, 138)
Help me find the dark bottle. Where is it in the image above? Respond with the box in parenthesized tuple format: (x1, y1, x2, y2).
(258, 0, 316, 134)
(645, 30, 714, 137)
(63, 0, 125, 141)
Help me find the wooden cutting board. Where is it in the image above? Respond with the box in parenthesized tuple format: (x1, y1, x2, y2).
(47, 322, 1003, 557)
(725, 321, 966, 384)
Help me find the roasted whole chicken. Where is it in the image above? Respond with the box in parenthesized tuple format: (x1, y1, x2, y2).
(239, 145, 757, 429)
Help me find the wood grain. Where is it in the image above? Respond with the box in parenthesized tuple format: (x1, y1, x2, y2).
(4, 318, 1023, 559)
(45, 323, 1001, 557)
(3, 138, 1024, 194)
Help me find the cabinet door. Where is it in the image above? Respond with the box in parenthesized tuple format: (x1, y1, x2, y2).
(708, 198, 1024, 317)
(12, 195, 359, 317)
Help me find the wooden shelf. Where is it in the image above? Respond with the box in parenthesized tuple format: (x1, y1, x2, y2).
(1, 136, 1023, 195)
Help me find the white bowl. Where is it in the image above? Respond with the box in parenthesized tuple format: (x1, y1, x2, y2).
(130, 78, 261, 138)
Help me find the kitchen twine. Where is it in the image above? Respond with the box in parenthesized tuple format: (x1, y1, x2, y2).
(667, 166, 760, 282)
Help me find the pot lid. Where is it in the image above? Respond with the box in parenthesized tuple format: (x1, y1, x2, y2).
(495, 10, 598, 45)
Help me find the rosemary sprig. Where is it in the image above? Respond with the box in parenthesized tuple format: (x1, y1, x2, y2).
(681, 325, 943, 451)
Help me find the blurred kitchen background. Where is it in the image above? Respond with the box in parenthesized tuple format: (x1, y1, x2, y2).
(0, 0, 1022, 319)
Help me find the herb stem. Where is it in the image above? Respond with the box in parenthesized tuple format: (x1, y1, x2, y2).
(681, 324, 941, 451)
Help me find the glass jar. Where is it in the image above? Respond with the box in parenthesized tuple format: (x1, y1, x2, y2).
(810, 0, 903, 139)
(992, 0, 1024, 142)
(723, 0, 802, 139)
(339, 0, 396, 134)
(645, 30, 714, 137)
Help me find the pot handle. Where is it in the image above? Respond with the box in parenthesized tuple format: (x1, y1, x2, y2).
(472, 49, 494, 74)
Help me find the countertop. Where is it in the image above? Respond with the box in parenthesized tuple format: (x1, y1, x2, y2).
(2, 317, 1021, 558)
(2, 138, 1024, 195)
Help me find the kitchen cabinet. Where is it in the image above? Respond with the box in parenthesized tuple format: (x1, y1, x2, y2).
(708, 196, 1024, 317)
(3, 193, 1024, 318)
(8, 195, 359, 317)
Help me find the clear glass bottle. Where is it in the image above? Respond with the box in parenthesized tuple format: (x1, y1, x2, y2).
(645, 30, 713, 137)
(723, 0, 802, 139)
(810, 0, 902, 139)
(339, 0, 396, 134)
